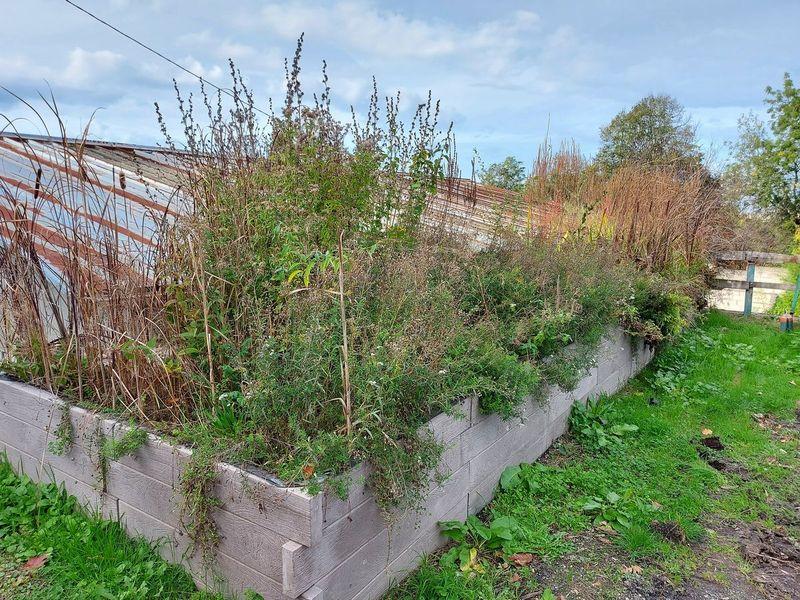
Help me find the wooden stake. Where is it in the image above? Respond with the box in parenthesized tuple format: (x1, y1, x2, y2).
(337, 230, 352, 437)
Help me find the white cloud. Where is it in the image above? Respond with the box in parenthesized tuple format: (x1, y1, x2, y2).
(218, 42, 256, 60)
(0, 48, 125, 89)
(62, 48, 124, 86)
(261, 1, 458, 58)
(175, 57, 224, 84)
(259, 1, 540, 64)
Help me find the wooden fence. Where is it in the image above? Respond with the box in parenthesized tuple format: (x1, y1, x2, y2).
(711, 251, 799, 316)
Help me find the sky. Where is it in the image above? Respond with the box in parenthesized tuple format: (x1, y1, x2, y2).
(2, 0, 799, 172)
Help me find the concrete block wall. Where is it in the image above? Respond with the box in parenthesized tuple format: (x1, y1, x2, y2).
(0, 379, 321, 600)
(0, 327, 654, 600)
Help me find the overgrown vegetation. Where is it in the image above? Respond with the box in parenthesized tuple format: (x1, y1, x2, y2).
(387, 311, 800, 599)
(0, 458, 220, 599)
(0, 41, 718, 567)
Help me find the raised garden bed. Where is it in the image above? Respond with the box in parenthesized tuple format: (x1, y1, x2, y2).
(0, 327, 653, 600)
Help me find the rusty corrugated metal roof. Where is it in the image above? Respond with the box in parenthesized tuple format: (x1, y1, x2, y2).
(0, 133, 552, 281)
(0, 132, 188, 280)
(424, 176, 555, 244)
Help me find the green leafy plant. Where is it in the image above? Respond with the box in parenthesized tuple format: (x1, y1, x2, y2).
(0, 458, 220, 598)
(178, 447, 222, 565)
(569, 395, 639, 449)
(582, 489, 655, 531)
(439, 515, 525, 572)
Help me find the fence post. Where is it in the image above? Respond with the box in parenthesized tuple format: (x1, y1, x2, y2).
(743, 261, 756, 316)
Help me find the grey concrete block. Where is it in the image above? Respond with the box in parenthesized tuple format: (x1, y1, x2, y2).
(286, 465, 469, 598)
(349, 497, 468, 600)
(0, 410, 101, 488)
(417, 396, 471, 445)
(108, 422, 176, 485)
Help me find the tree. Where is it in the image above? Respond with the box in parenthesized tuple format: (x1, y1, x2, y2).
(595, 94, 703, 174)
(754, 73, 800, 223)
(722, 112, 768, 209)
(480, 156, 527, 191)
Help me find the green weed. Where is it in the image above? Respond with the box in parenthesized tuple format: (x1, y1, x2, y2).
(569, 395, 639, 450)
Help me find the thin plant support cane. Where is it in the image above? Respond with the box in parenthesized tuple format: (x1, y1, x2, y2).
(337, 230, 352, 437)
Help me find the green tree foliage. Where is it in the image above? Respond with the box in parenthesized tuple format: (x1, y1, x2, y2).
(756, 74, 800, 223)
(722, 111, 769, 208)
(480, 156, 527, 191)
(724, 73, 800, 226)
(595, 94, 703, 174)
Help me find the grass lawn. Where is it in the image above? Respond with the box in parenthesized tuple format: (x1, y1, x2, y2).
(387, 310, 800, 599)
(0, 461, 221, 600)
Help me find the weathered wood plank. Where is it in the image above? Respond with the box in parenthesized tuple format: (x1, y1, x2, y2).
(349, 497, 468, 600)
(714, 251, 800, 264)
(322, 463, 372, 529)
(467, 433, 548, 516)
(2, 441, 117, 519)
(106, 460, 179, 525)
(0, 379, 65, 431)
(118, 500, 293, 600)
(108, 421, 176, 485)
(711, 278, 796, 291)
(416, 397, 471, 445)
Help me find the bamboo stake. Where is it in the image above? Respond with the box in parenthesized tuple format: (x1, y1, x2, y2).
(337, 230, 352, 437)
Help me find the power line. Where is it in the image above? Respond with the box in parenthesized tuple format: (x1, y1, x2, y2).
(63, 0, 270, 117)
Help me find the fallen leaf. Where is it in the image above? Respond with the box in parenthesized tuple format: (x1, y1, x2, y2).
(509, 552, 534, 567)
(509, 572, 521, 583)
(622, 564, 643, 575)
(701, 428, 713, 436)
(302, 463, 315, 478)
(598, 523, 617, 535)
(22, 555, 48, 570)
